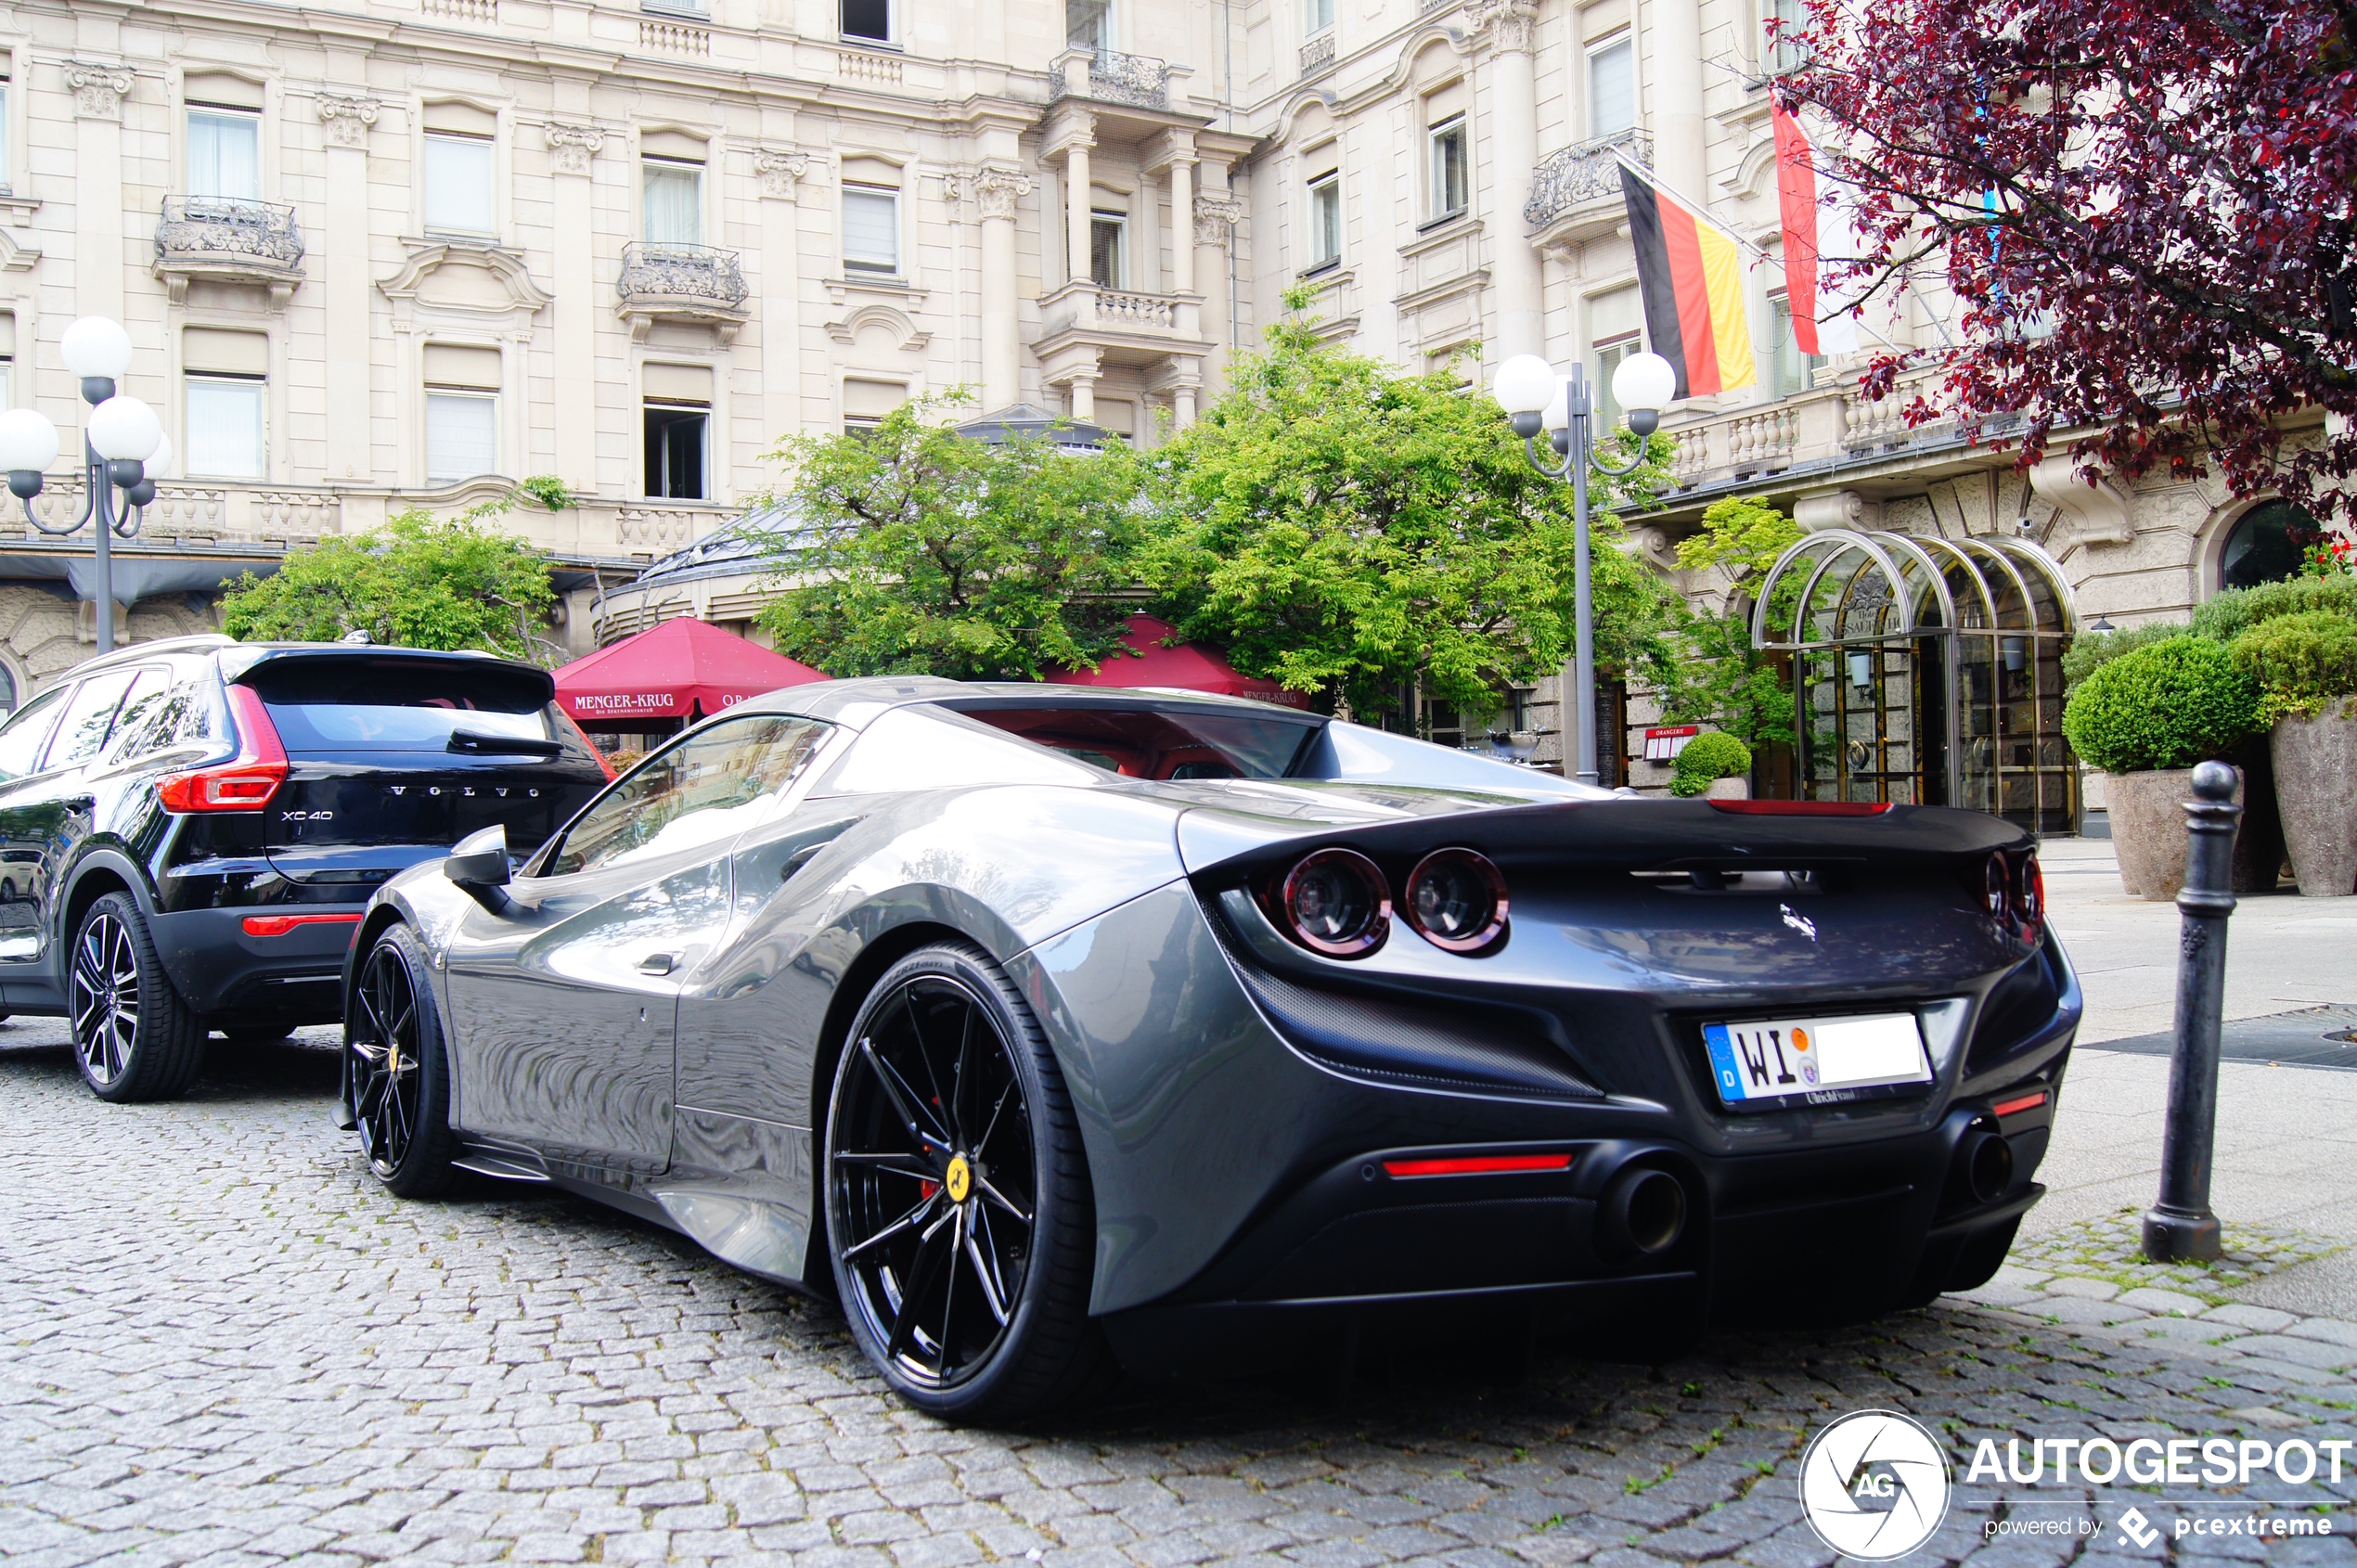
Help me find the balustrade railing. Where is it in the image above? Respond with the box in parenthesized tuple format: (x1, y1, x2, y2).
(1300, 32, 1337, 72)
(1094, 289, 1176, 329)
(1049, 49, 1172, 109)
(617, 242, 749, 308)
(156, 197, 304, 270)
(1525, 129, 1650, 227)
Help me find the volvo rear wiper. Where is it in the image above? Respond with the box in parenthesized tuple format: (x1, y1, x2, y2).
(447, 729, 563, 757)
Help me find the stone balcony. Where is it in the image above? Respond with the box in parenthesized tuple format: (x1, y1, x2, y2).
(152, 197, 304, 307)
(616, 241, 749, 344)
(1048, 48, 1171, 110)
(1037, 280, 1205, 361)
(1525, 129, 1650, 249)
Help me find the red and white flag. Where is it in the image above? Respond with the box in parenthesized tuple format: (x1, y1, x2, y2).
(1771, 103, 1861, 356)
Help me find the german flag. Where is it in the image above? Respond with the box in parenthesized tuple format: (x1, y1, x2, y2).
(1619, 166, 1755, 399)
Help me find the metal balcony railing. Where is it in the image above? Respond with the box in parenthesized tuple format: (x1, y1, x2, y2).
(155, 197, 304, 270)
(1524, 128, 1650, 227)
(1048, 49, 1171, 109)
(617, 242, 749, 308)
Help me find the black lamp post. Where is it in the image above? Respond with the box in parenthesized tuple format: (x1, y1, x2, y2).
(0, 316, 167, 656)
(1493, 350, 1678, 787)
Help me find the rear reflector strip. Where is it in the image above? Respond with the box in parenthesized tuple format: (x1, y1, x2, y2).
(242, 913, 364, 938)
(1707, 800, 1894, 816)
(1991, 1090, 2049, 1117)
(1382, 1153, 1574, 1178)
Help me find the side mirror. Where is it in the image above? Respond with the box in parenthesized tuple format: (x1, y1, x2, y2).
(445, 824, 512, 913)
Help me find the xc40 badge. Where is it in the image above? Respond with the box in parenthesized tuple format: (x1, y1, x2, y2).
(282, 810, 334, 823)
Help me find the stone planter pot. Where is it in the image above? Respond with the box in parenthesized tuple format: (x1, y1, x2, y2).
(2105, 766, 2270, 901)
(1703, 777, 1750, 801)
(2270, 699, 2357, 897)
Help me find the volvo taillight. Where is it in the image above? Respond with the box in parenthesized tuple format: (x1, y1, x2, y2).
(156, 685, 289, 813)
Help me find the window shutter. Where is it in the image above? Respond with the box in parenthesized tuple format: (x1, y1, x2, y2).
(423, 343, 503, 390)
(843, 187, 899, 269)
(183, 328, 269, 376)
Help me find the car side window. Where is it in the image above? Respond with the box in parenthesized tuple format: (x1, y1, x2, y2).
(97, 667, 176, 767)
(545, 713, 832, 879)
(0, 688, 70, 783)
(39, 671, 139, 773)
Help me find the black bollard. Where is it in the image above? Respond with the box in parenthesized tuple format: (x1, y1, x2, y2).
(2141, 760, 2243, 1264)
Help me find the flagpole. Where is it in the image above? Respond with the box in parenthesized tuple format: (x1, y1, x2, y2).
(1608, 148, 1908, 356)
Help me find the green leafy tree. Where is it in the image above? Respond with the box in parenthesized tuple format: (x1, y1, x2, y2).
(1651, 495, 1803, 748)
(1145, 284, 1682, 718)
(752, 393, 1157, 681)
(220, 498, 557, 661)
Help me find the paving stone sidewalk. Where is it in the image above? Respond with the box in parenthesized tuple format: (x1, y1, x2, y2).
(6, 1027, 2357, 1568)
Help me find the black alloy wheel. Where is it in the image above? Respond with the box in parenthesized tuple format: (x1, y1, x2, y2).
(825, 944, 1111, 1421)
(69, 893, 204, 1103)
(345, 925, 463, 1199)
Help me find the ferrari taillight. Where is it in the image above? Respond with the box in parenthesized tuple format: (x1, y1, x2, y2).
(1402, 848, 1510, 955)
(1279, 848, 1390, 958)
(156, 685, 288, 813)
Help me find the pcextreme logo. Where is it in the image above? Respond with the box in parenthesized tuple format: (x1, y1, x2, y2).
(1798, 1410, 1952, 1562)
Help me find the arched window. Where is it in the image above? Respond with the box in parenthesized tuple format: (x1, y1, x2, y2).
(0, 662, 14, 716)
(2220, 499, 2317, 590)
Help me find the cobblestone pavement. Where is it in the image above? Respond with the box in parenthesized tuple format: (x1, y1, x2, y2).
(6, 1022, 2357, 1568)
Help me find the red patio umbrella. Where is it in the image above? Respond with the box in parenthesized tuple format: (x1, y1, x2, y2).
(553, 618, 829, 725)
(1051, 614, 1309, 709)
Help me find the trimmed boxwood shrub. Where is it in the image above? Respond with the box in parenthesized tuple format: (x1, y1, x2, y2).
(2229, 610, 2357, 724)
(2189, 575, 2357, 644)
(2061, 620, 2185, 693)
(1670, 731, 1753, 797)
(2061, 636, 2260, 773)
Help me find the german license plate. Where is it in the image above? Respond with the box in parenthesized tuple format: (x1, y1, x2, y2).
(1701, 1012, 1930, 1111)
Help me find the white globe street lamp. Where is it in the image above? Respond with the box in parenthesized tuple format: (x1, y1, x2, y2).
(1493, 348, 1679, 786)
(4, 315, 163, 655)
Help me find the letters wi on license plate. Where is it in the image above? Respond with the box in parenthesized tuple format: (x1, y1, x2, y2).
(1701, 1012, 1930, 1111)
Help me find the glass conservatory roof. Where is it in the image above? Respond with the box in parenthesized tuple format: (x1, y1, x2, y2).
(1749, 529, 2080, 650)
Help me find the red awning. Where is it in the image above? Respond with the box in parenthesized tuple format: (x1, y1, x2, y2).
(1051, 614, 1309, 708)
(553, 618, 829, 725)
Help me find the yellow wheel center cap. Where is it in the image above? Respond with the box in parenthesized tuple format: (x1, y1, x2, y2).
(945, 1155, 972, 1204)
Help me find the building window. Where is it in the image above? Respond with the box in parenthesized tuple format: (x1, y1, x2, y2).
(422, 132, 496, 235)
(425, 391, 498, 482)
(843, 185, 900, 275)
(1592, 336, 1640, 431)
(187, 108, 261, 200)
(0, 73, 11, 193)
(1428, 115, 1467, 221)
(1068, 0, 1111, 50)
(1089, 212, 1126, 289)
(1770, 297, 1824, 398)
(1589, 36, 1636, 138)
(1307, 172, 1341, 269)
(841, 0, 891, 44)
(186, 375, 266, 479)
(1761, 0, 1807, 75)
(644, 405, 707, 499)
(1306, 0, 1334, 35)
(2220, 500, 2323, 591)
(844, 377, 906, 435)
(642, 159, 702, 244)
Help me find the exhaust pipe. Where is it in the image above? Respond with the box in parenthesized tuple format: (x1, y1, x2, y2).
(1952, 1129, 2015, 1206)
(1599, 1167, 1688, 1258)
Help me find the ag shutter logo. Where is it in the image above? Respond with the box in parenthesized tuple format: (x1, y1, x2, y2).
(1799, 1410, 1951, 1561)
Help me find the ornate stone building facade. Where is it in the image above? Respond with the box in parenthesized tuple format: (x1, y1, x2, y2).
(1, 0, 2315, 803)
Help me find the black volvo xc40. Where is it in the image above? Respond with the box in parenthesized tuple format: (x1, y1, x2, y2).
(0, 635, 611, 1100)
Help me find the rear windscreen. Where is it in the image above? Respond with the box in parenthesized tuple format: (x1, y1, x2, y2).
(943, 703, 1320, 780)
(242, 658, 557, 752)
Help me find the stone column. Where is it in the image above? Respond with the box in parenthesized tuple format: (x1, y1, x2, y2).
(547, 122, 605, 494)
(968, 167, 1034, 413)
(1192, 186, 1243, 388)
(1168, 158, 1195, 297)
(1069, 372, 1096, 420)
(754, 148, 811, 446)
(316, 88, 378, 483)
(65, 63, 135, 326)
(1065, 141, 1093, 287)
(1653, 0, 1707, 199)
(1470, 0, 1542, 354)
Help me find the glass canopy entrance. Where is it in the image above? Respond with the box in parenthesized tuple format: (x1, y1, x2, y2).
(1750, 529, 2081, 834)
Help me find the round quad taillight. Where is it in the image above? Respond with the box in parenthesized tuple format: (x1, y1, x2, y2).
(1402, 848, 1510, 954)
(2017, 851, 2045, 934)
(1984, 854, 2009, 919)
(1281, 848, 1391, 958)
